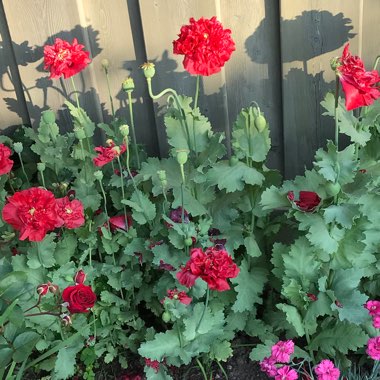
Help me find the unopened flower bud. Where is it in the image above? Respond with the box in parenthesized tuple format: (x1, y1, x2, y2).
(86, 335, 96, 347)
(101, 58, 110, 71)
(306, 293, 318, 302)
(176, 150, 189, 165)
(330, 57, 340, 72)
(157, 170, 166, 181)
(61, 314, 72, 326)
(335, 300, 343, 308)
(49, 283, 59, 294)
(59, 182, 68, 191)
(74, 127, 86, 140)
(122, 77, 135, 92)
(120, 124, 129, 137)
(42, 110, 56, 124)
(37, 162, 46, 172)
(141, 62, 156, 79)
(37, 283, 50, 296)
(74, 269, 87, 285)
(13, 142, 23, 154)
(106, 139, 114, 147)
(94, 170, 104, 181)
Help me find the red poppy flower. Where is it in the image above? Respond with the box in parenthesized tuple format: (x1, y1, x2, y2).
(287, 191, 321, 212)
(93, 143, 126, 167)
(2, 187, 62, 241)
(109, 214, 132, 231)
(0, 144, 13, 175)
(62, 283, 96, 314)
(56, 196, 85, 229)
(177, 246, 239, 291)
(338, 43, 380, 110)
(166, 289, 192, 305)
(44, 38, 91, 79)
(173, 16, 235, 76)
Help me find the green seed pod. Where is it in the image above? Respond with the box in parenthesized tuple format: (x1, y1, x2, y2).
(13, 142, 23, 154)
(101, 58, 110, 71)
(37, 162, 46, 172)
(229, 156, 239, 166)
(254, 114, 267, 132)
(42, 110, 56, 124)
(176, 150, 188, 165)
(120, 124, 130, 137)
(141, 62, 156, 79)
(326, 182, 341, 197)
(162, 311, 171, 323)
(184, 237, 193, 247)
(122, 77, 135, 92)
(94, 170, 104, 181)
(157, 170, 166, 181)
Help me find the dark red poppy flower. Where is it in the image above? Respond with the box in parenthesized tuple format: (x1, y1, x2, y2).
(173, 16, 235, 76)
(165, 207, 189, 228)
(109, 214, 132, 232)
(56, 196, 85, 229)
(93, 143, 126, 167)
(0, 144, 13, 175)
(44, 38, 91, 79)
(2, 187, 62, 241)
(287, 191, 321, 212)
(62, 283, 96, 314)
(338, 43, 380, 111)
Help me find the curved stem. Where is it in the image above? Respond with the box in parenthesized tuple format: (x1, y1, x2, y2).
(105, 70, 115, 119)
(194, 75, 200, 110)
(196, 287, 210, 332)
(373, 55, 380, 71)
(25, 311, 61, 317)
(98, 179, 111, 230)
(334, 75, 340, 151)
(116, 156, 128, 223)
(216, 360, 228, 380)
(17, 152, 29, 186)
(127, 91, 140, 170)
(195, 358, 208, 380)
(70, 77, 80, 109)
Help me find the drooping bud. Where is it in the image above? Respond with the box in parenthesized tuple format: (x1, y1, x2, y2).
(94, 170, 104, 181)
(13, 142, 23, 154)
(37, 162, 46, 172)
(254, 114, 267, 132)
(122, 77, 135, 92)
(176, 150, 189, 165)
(37, 283, 50, 296)
(42, 110, 56, 124)
(120, 124, 130, 137)
(61, 314, 72, 326)
(141, 62, 156, 79)
(74, 269, 87, 285)
(101, 58, 110, 72)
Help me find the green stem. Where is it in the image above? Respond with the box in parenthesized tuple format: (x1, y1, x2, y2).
(79, 139, 89, 183)
(305, 328, 316, 364)
(7, 173, 15, 194)
(39, 169, 46, 189)
(216, 360, 228, 380)
(70, 76, 80, 109)
(370, 360, 380, 380)
(334, 75, 340, 151)
(18, 152, 29, 186)
(127, 91, 140, 170)
(177, 322, 183, 348)
(98, 179, 111, 230)
(180, 164, 186, 184)
(373, 55, 380, 71)
(5, 361, 16, 380)
(105, 70, 115, 119)
(195, 358, 208, 380)
(117, 156, 128, 223)
(196, 287, 210, 332)
(194, 75, 200, 110)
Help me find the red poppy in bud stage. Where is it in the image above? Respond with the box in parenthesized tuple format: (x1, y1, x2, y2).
(73, 269, 87, 285)
(44, 38, 91, 79)
(93, 143, 126, 167)
(177, 246, 239, 291)
(0, 144, 13, 175)
(37, 283, 50, 296)
(56, 196, 85, 229)
(62, 283, 96, 314)
(173, 16, 235, 76)
(337, 43, 380, 111)
(287, 191, 321, 212)
(2, 187, 63, 241)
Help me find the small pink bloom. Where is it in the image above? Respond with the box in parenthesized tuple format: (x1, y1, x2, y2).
(271, 340, 294, 363)
(365, 300, 380, 316)
(275, 365, 298, 380)
(260, 356, 277, 377)
(314, 359, 340, 380)
(373, 315, 380, 329)
(367, 336, 380, 360)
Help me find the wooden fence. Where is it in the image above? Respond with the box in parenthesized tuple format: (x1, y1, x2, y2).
(1, 0, 379, 178)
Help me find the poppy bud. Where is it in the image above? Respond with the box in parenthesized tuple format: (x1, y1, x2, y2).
(37, 283, 50, 296)
(176, 150, 188, 165)
(157, 170, 166, 181)
(13, 142, 23, 154)
(335, 300, 343, 308)
(74, 269, 87, 285)
(42, 110, 56, 124)
(120, 124, 130, 137)
(37, 162, 46, 172)
(254, 114, 267, 132)
(307, 293, 318, 302)
(101, 58, 110, 71)
(94, 170, 104, 181)
(141, 62, 156, 79)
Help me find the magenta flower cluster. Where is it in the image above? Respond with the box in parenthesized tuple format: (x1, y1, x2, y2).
(365, 301, 380, 361)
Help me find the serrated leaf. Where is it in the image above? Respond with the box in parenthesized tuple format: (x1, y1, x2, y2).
(123, 190, 156, 225)
(276, 304, 305, 337)
(65, 101, 95, 138)
(55, 233, 77, 266)
(138, 330, 180, 361)
(208, 161, 264, 192)
(244, 236, 262, 257)
(308, 323, 368, 356)
(323, 204, 360, 228)
(231, 259, 267, 313)
(249, 340, 275, 362)
(72, 178, 101, 211)
(27, 234, 56, 269)
(54, 345, 82, 379)
(12, 331, 40, 362)
(210, 340, 233, 362)
(260, 185, 290, 210)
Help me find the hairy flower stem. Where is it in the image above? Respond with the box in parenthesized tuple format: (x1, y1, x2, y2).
(195, 358, 208, 380)
(146, 78, 192, 151)
(17, 152, 29, 186)
(373, 55, 380, 71)
(216, 360, 228, 380)
(305, 328, 316, 364)
(97, 178, 111, 230)
(196, 287, 210, 332)
(39, 170, 46, 189)
(194, 75, 200, 110)
(127, 91, 140, 170)
(116, 156, 128, 223)
(334, 75, 340, 151)
(79, 139, 89, 183)
(104, 69, 115, 119)
(70, 77, 80, 109)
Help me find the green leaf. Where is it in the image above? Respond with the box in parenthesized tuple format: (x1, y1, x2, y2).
(308, 323, 368, 356)
(210, 340, 233, 362)
(27, 234, 56, 269)
(208, 161, 264, 192)
(12, 331, 40, 362)
(260, 185, 290, 210)
(145, 366, 173, 380)
(65, 101, 95, 138)
(276, 304, 305, 337)
(123, 190, 156, 225)
(231, 259, 267, 313)
(244, 236, 262, 257)
(72, 177, 101, 211)
(323, 204, 360, 229)
(249, 340, 275, 362)
(138, 330, 180, 361)
(55, 234, 77, 266)
(54, 345, 82, 379)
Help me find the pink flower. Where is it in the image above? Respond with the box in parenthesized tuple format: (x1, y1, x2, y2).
(373, 315, 380, 329)
(260, 356, 277, 377)
(275, 366, 298, 380)
(367, 336, 380, 360)
(0, 143, 13, 175)
(55, 196, 85, 229)
(93, 142, 126, 167)
(365, 300, 380, 316)
(271, 340, 294, 363)
(314, 359, 340, 380)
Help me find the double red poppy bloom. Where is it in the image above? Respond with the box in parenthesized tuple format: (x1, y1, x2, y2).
(62, 283, 97, 314)
(177, 246, 240, 291)
(44, 38, 91, 79)
(2, 187, 85, 241)
(287, 191, 321, 212)
(338, 43, 380, 111)
(93, 143, 126, 167)
(0, 144, 13, 175)
(173, 16, 235, 76)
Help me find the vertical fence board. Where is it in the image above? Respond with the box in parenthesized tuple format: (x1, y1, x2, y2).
(0, 2, 30, 131)
(221, 0, 283, 170)
(280, 0, 359, 179)
(139, 0, 230, 156)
